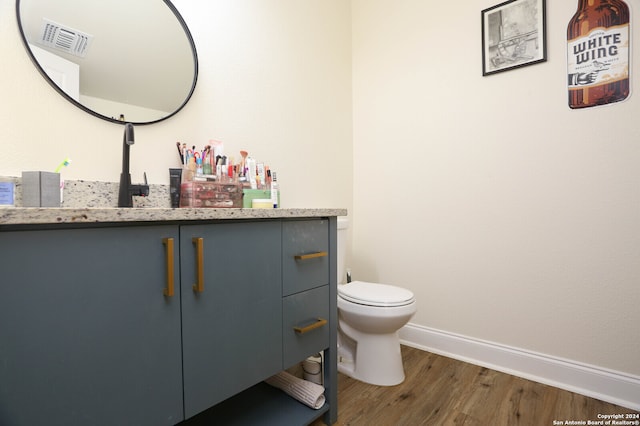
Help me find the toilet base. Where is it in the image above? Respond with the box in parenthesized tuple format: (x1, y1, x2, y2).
(338, 326, 406, 386)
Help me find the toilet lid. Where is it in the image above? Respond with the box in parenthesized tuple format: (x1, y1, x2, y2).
(338, 281, 415, 307)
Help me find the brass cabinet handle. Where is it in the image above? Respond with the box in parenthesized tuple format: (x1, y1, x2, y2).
(163, 238, 175, 297)
(192, 237, 204, 293)
(294, 318, 328, 334)
(294, 251, 328, 261)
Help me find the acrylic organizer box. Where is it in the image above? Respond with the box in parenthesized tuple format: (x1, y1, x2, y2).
(179, 180, 243, 208)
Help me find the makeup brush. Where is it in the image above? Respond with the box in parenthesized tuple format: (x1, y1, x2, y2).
(176, 142, 184, 163)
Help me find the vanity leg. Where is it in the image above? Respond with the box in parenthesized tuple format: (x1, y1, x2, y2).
(324, 217, 339, 425)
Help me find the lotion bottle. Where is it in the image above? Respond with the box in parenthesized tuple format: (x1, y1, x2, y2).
(270, 172, 279, 208)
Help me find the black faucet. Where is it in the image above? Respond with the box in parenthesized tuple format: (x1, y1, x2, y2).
(118, 123, 149, 207)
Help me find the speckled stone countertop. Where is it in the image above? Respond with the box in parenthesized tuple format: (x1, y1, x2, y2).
(0, 176, 346, 226)
(0, 207, 347, 226)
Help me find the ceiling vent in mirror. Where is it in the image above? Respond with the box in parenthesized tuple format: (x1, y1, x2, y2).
(39, 19, 93, 58)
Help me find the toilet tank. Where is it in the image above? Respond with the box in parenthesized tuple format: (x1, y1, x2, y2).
(337, 217, 348, 284)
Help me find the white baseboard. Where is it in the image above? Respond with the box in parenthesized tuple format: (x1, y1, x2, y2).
(399, 323, 640, 411)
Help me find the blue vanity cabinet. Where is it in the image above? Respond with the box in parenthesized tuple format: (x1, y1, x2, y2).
(0, 215, 339, 426)
(0, 225, 184, 426)
(179, 220, 283, 419)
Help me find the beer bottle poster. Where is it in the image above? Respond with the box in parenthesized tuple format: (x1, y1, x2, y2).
(567, 0, 631, 109)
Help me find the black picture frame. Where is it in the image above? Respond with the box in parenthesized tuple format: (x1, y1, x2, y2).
(482, 0, 547, 76)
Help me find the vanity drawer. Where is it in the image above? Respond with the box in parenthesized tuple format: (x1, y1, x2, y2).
(282, 219, 329, 296)
(282, 285, 330, 368)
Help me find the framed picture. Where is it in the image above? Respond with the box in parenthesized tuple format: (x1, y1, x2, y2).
(481, 0, 547, 76)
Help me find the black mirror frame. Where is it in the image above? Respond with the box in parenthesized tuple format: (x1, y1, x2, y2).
(15, 0, 199, 126)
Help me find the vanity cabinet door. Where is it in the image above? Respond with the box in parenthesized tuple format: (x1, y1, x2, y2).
(282, 219, 330, 296)
(0, 226, 183, 426)
(283, 285, 330, 368)
(180, 221, 283, 420)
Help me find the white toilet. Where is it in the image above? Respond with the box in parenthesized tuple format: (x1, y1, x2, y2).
(337, 217, 417, 386)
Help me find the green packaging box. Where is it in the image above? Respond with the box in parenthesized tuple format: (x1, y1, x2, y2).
(242, 189, 280, 208)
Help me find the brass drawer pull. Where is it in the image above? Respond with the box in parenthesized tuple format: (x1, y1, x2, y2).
(294, 318, 328, 334)
(163, 238, 175, 297)
(192, 237, 204, 293)
(294, 251, 328, 261)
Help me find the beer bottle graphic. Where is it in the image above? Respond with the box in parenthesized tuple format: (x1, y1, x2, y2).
(567, 0, 630, 109)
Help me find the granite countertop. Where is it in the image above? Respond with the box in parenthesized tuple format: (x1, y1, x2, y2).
(0, 207, 348, 226)
(0, 177, 346, 226)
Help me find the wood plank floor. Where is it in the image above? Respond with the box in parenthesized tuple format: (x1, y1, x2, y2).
(311, 345, 639, 426)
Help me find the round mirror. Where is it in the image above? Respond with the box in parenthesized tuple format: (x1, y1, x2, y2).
(16, 0, 198, 125)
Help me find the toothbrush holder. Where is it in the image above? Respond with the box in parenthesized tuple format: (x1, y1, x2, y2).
(21, 171, 60, 207)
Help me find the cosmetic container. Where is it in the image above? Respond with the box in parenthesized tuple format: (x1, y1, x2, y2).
(169, 168, 182, 208)
(179, 181, 243, 208)
(246, 157, 257, 189)
(181, 167, 195, 183)
(270, 172, 279, 208)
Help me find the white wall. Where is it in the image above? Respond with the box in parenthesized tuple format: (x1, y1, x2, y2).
(352, 0, 640, 377)
(0, 0, 353, 210)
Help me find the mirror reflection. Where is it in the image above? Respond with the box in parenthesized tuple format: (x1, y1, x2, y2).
(16, 0, 198, 124)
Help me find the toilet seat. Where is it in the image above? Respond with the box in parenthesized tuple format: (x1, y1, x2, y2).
(338, 281, 415, 307)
